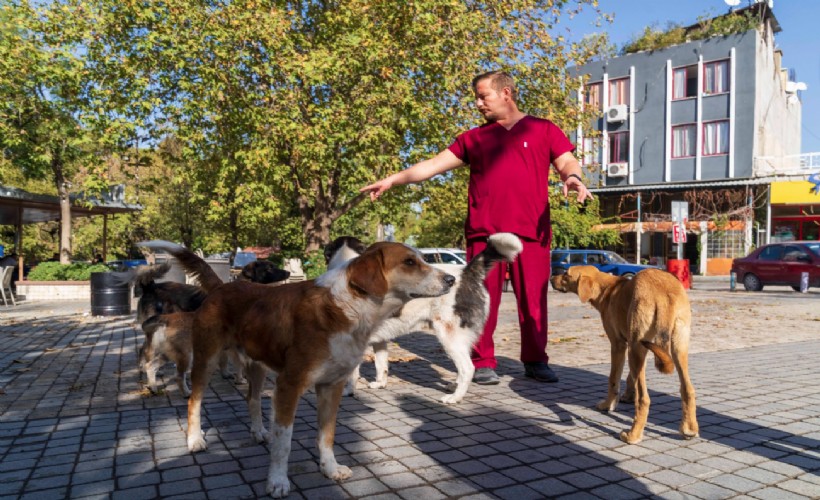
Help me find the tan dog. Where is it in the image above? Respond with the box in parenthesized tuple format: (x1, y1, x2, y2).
(550, 266, 698, 444)
(159, 241, 454, 497)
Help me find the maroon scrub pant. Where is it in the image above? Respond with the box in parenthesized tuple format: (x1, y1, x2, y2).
(467, 237, 551, 370)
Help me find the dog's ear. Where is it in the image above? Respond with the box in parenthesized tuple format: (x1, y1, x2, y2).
(576, 275, 598, 303)
(347, 250, 388, 297)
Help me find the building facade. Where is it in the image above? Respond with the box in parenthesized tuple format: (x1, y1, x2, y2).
(570, 4, 811, 275)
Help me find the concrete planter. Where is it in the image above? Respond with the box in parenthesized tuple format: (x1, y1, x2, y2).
(15, 281, 91, 301)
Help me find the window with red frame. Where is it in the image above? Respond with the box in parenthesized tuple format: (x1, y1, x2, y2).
(609, 132, 629, 163)
(672, 124, 696, 158)
(703, 120, 729, 155)
(608, 78, 630, 106)
(584, 82, 602, 110)
(673, 64, 698, 99)
(704, 60, 729, 95)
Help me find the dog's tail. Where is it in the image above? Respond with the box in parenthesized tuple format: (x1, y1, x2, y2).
(469, 233, 524, 274)
(640, 339, 675, 374)
(137, 240, 224, 292)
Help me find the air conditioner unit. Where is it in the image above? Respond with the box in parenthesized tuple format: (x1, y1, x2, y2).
(607, 162, 628, 177)
(606, 104, 628, 123)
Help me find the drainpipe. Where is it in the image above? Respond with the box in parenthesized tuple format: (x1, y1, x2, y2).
(636, 192, 642, 264)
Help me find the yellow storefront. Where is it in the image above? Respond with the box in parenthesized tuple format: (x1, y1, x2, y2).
(770, 179, 820, 242)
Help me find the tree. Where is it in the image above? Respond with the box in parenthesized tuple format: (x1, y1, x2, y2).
(77, 0, 611, 252)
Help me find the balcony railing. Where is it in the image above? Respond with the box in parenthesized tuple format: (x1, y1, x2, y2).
(754, 152, 820, 177)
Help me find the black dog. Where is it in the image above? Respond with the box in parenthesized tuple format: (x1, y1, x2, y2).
(237, 260, 290, 284)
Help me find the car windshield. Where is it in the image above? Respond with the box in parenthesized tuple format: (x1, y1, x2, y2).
(604, 252, 628, 263)
(451, 251, 467, 264)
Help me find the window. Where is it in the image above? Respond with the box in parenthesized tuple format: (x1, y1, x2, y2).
(673, 64, 698, 99)
(782, 246, 808, 262)
(608, 78, 630, 106)
(422, 253, 438, 264)
(584, 82, 602, 110)
(582, 137, 602, 166)
(569, 253, 585, 264)
(703, 120, 729, 155)
(704, 60, 729, 95)
(439, 252, 461, 264)
(672, 124, 696, 158)
(551, 252, 567, 263)
(609, 132, 629, 163)
(758, 246, 782, 261)
(587, 253, 602, 265)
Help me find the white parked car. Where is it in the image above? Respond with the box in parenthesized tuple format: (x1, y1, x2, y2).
(418, 248, 467, 272)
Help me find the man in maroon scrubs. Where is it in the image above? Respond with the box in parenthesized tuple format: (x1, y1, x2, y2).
(361, 70, 592, 385)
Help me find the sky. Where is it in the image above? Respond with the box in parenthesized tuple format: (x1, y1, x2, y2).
(564, 0, 820, 154)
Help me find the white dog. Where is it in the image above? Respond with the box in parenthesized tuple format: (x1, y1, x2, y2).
(326, 233, 523, 404)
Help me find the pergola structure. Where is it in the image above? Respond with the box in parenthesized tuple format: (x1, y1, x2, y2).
(0, 184, 142, 262)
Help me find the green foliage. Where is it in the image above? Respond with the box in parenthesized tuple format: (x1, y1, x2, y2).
(550, 174, 621, 249)
(27, 262, 110, 281)
(301, 250, 328, 280)
(622, 9, 760, 54)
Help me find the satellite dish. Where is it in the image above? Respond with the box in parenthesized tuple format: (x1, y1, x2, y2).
(725, 0, 741, 6)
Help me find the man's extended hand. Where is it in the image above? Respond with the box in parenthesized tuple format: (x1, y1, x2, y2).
(563, 175, 594, 204)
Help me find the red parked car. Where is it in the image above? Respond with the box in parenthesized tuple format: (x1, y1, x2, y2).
(731, 241, 820, 291)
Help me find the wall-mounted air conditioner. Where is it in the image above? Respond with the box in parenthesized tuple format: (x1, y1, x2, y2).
(607, 163, 628, 177)
(606, 104, 628, 123)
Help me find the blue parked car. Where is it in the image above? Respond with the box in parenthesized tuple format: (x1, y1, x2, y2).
(550, 249, 659, 278)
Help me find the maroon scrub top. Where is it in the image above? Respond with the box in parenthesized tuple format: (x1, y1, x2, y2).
(448, 115, 575, 243)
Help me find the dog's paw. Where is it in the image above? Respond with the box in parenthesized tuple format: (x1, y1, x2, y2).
(234, 375, 247, 385)
(619, 392, 635, 404)
(619, 430, 643, 445)
(368, 380, 387, 390)
(266, 475, 290, 498)
(322, 464, 352, 481)
(441, 393, 463, 405)
(187, 433, 207, 452)
(680, 422, 699, 440)
(596, 399, 617, 412)
(251, 427, 271, 444)
(444, 381, 458, 392)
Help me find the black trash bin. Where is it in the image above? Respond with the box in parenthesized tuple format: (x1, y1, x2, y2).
(90, 272, 131, 316)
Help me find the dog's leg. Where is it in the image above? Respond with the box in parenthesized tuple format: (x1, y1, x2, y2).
(230, 349, 247, 384)
(620, 372, 636, 404)
(176, 353, 192, 398)
(621, 342, 650, 444)
(672, 327, 699, 440)
(247, 361, 270, 443)
(145, 356, 162, 394)
(266, 376, 307, 498)
(597, 335, 626, 412)
(218, 350, 231, 379)
(439, 327, 475, 405)
(342, 363, 360, 397)
(368, 340, 389, 389)
(315, 380, 352, 481)
(187, 343, 219, 452)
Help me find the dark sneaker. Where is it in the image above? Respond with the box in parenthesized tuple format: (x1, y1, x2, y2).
(524, 362, 559, 383)
(472, 368, 500, 385)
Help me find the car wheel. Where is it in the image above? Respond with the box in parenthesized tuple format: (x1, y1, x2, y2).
(621, 272, 635, 279)
(743, 273, 763, 291)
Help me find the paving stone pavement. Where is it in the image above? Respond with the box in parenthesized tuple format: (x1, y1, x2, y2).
(0, 283, 818, 499)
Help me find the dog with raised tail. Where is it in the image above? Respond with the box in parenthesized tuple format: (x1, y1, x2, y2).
(140, 239, 456, 497)
(328, 233, 523, 404)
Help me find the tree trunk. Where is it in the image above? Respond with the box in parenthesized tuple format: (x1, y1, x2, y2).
(52, 153, 72, 264)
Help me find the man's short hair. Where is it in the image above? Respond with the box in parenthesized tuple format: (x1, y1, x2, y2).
(472, 71, 518, 102)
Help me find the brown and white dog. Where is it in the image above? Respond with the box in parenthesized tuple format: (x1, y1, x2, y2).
(142, 240, 455, 497)
(124, 251, 289, 391)
(140, 312, 194, 396)
(550, 266, 698, 444)
(327, 234, 523, 404)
